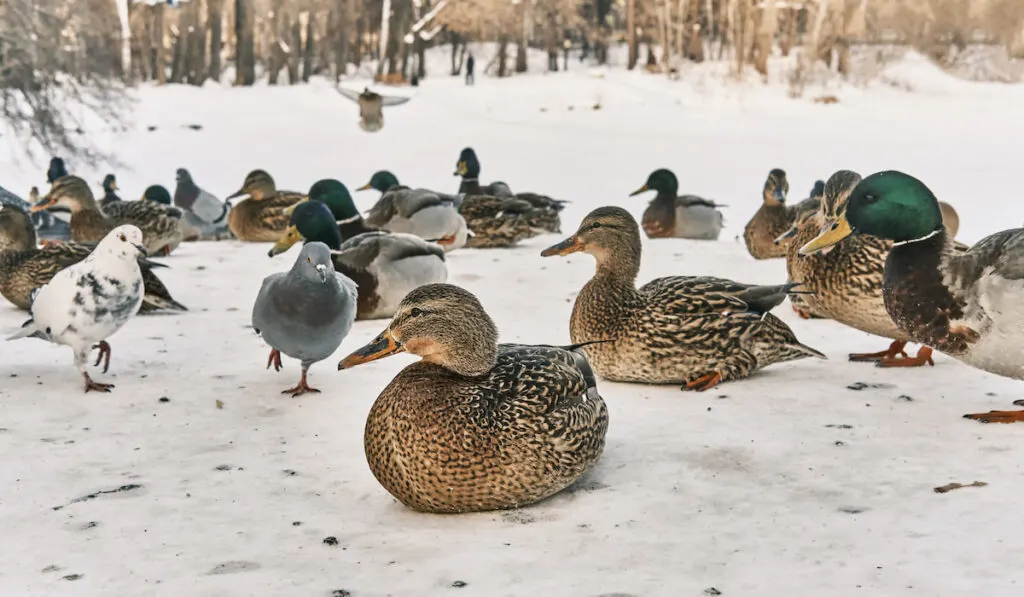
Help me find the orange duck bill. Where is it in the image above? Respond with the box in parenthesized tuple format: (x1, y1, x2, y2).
(30, 193, 59, 212)
(540, 235, 584, 257)
(338, 329, 404, 370)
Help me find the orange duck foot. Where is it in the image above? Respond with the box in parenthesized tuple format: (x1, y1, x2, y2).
(683, 371, 723, 392)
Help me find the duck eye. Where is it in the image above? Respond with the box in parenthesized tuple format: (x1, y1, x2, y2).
(590, 222, 603, 230)
(409, 307, 424, 317)
(863, 193, 878, 203)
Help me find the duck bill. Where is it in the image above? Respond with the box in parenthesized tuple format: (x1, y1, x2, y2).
(627, 184, 649, 197)
(355, 182, 372, 191)
(268, 226, 303, 257)
(225, 188, 247, 201)
(773, 225, 798, 245)
(773, 189, 786, 203)
(30, 194, 58, 212)
(338, 329, 404, 369)
(282, 197, 307, 216)
(454, 161, 467, 176)
(541, 235, 584, 257)
(799, 215, 854, 255)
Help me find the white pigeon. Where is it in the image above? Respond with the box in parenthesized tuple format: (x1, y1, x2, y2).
(8, 225, 147, 393)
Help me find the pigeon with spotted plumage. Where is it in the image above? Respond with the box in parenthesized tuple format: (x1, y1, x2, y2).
(7, 225, 147, 393)
(252, 242, 357, 397)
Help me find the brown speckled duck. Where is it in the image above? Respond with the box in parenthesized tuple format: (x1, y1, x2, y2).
(33, 176, 184, 256)
(743, 169, 822, 259)
(0, 203, 186, 313)
(541, 206, 825, 390)
(225, 170, 305, 242)
(339, 283, 608, 513)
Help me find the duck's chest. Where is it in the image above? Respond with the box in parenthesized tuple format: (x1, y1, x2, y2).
(641, 200, 675, 238)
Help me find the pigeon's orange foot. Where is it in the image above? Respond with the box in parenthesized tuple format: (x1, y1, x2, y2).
(683, 371, 723, 392)
(92, 341, 112, 373)
(266, 349, 283, 372)
(282, 369, 320, 397)
(83, 373, 114, 393)
(877, 346, 934, 368)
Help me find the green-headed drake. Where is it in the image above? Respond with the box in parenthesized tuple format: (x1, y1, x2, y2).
(270, 189, 447, 320)
(225, 169, 305, 242)
(800, 170, 1024, 423)
(34, 176, 184, 256)
(339, 283, 608, 513)
(744, 169, 822, 259)
(355, 170, 467, 251)
(629, 168, 725, 241)
(454, 147, 567, 233)
(0, 203, 186, 313)
(280, 179, 377, 242)
(542, 206, 824, 391)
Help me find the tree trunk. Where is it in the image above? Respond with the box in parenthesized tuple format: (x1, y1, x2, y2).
(377, 0, 392, 75)
(546, 12, 559, 71)
(234, 0, 255, 85)
(515, 1, 528, 73)
(154, 3, 167, 84)
(627, 0, 637, 69)
(497, 35, 509, 77)
(286, 11, 301, 84)
(754, 0, 777, 76)
(301, 12, 315, 81)
(334, 0, 350, 80)
(208, 0, 223, 81)
(449, 34, 461, 75)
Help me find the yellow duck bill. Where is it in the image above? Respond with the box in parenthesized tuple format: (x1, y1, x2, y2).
(627, 184, 650, 197)
(268, 226, 303, 257)
(799, 215, 854, 256)
(355, 182, 373, 191)
(540, 236, 584, 257)
(338, 329, 404, 369)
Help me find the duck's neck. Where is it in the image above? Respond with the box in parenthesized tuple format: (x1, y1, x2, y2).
(338, 215, 375, 242)
(883, 227, 968, 354)
(572, 250, 642, 339)
(458, 177, 482, 195)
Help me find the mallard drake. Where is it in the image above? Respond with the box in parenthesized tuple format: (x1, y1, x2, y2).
(743, 169, 821, 259)
(33, 176, 184, 256)
(454, 147, 567, 233)
(0, 203, 186, 313)
(225, 170, 305, 242)
(337, 86, 411, 132)
(285, 179, 377, 238)
(270, 187, 447, 320)
(629, 169, 726, 241)
(799, 170, 1024, 423)
(172, 169, 232, 241)
(98, 174, 121, 211)
(338, 283, 608, 513)
(541, 206, 825, 390)
(355, 173, 468, 251)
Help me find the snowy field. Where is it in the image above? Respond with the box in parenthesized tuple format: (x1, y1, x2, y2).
(3, 55, 1024, 596)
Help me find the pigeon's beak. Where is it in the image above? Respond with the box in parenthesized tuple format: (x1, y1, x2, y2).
(355, 182, 372, 191)
(268, 226, 302, 257)
(338, 329, 404, 370)
(315, 263, 328, 284)
(133, 243, 147, 256)
(454, 161, 467, 176)
(541, 235, 584, 257)
(628, 184, 649, 197)
(799, 215, 854, 256)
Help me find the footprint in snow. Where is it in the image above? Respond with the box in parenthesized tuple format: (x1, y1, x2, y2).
(206, 561, 261, 575)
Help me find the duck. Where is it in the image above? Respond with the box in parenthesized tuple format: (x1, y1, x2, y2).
(225, 169, 305, 242)
(629, 168, 726, 241)
(2, 184, 70, 242)
(0, 203, 186, 313)
(541, 206, 825, 390)
(33, 176, 184, 256)
(270, 186, 448, 320)
(743, 169, 821, 259)
(338, 283, 609, 513)
(47, 157, 68, 184)
(98, 174, 121, 211)
(336, 86, 411, 132)
(355, 172, 468, 251)
(172, 168, 233, 241)
(454, 147, 567, 233)
(799, 170, 1024, 423)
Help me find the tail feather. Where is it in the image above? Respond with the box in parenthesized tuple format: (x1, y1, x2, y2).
(141, 295, 188, 313)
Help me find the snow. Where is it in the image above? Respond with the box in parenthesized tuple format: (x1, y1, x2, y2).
(3, 53, 1024, 596)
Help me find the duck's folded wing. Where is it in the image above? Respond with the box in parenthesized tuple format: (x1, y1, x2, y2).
(945, 228, 1024, 294)
(639, 275, 776, 320)
(495, 344, 594, 411)
(391, 188, 451, 219)
(677, 195, 725, 209)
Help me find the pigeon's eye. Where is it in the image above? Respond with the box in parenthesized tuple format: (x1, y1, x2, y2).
(409, 307, 424, 317)
(118, 234, 126, 242)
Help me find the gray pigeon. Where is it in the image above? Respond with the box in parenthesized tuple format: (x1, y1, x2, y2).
(252, 242, 357, 396)
(7, 225, 146, 393)
(174, 168, 233, 241)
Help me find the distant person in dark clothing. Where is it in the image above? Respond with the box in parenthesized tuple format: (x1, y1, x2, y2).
(465, 53, 475, 85)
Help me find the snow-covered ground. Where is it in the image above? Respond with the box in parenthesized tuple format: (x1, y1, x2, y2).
(3, 56, 1024, 596)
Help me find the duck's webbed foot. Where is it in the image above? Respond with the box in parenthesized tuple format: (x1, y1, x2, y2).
(964, 400, 1024, 424)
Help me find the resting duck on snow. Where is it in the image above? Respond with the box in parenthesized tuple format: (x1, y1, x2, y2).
(743, 168, 821, 260)
(225, 169, 305, 242)
(629, 168, 726, 241)
(355, 171, 467, 251)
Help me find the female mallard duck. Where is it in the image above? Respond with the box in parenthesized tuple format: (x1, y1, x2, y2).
(2, 184, 69, 242)
(786, 170, 965, 365)
(454, 147, 567, 233)
(743, 169, 822, 259)
(225, 170, 305, 242)
(629, 169, 726, 241)
(541, 206, 824, 390)
(800, 170, 1024, 423)
(0, 203, 186, 313)
(338, 283, 608, 513)
(33, 176, 184, 256)
(354, 171, 468, 251)
(99, 174, 121, 211)
(270, 187, 447, 320)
